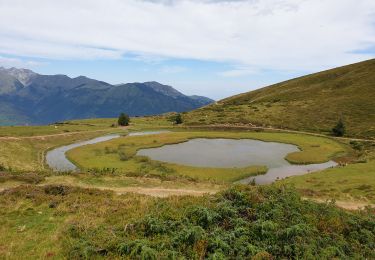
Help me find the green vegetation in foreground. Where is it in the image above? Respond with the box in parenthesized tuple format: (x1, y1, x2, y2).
(67, 131, 347, 182)
(0, 184, 374, 259)
(183, 59, 375, 138)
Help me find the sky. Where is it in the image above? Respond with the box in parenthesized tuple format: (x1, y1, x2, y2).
(0, 0, 374, 100)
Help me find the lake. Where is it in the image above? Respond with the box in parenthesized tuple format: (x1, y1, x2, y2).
(137, 138, 336, 184)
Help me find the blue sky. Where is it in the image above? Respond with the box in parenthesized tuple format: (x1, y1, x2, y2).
(0, 0, 374, 99)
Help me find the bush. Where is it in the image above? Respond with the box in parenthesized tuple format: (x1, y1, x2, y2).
(141, 216, 168, 236)
(186, 206, 218, 228)
(44, 185, 71, 196)
(118, 150, 127, 161)
(118, 240, 157, 259)
(118, 113, 130, 126)
(0, 172, 45, 184)
(332, 118, 346, 137)
(0, 164, 6, 171)
(170, 113, 183, 124)
(173, 225, 206, 245)
(350, 140, 363, 150)
(61, 185, 375, 259)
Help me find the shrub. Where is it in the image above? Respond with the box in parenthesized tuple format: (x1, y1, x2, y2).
(350, 140, 363, 150)
(172, 113, 183, 124)
(60, 185, 375, 259)
(173, 225, 206, 245)
(118, 150, 127, 161)
(44, 185, 71, 196)
(0, 164, 6, 171)
(186, 206, 218, 228)
(118, 239, 157, 259)
(174, 114, 182, 125)
(104, 146, 117, 154)
(0, 172, 45, 184)
(141, 216, 168, 236)
(118, 113, 130, 126)
(332, 118, 346, 137)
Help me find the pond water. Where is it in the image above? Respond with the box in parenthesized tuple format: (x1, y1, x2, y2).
(137, 138, 337, 184)
(47, 134, 336, 183)
(46, 130, 170, 172)
(138, 138, 299, 168)
(238, 161, 337, 185)
(46, 134, 121, 172)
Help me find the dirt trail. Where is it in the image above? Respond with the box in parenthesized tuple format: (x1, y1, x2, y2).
(1, 124, 374, 143)
(0, 128, 118, 140)
(1, 182, 372, 209)
(0, 182, 218, 198)
(42, 177, 218, 197)
(185, 124, 375, 143)
(304, 197, 374, 210)
(95, 186, 217, 197)
(73, 184, 374, 208)
(39, 175, 223, 197)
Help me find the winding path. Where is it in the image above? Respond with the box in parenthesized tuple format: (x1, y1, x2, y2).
(0, 128, 116, 140)
(184, 124, 375, 143)
(1, 124, 374, 143)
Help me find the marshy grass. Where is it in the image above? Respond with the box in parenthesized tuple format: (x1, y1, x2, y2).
(67, 130, 347, 182)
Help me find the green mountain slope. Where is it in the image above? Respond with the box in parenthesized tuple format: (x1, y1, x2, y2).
(185, 59, 375, 137)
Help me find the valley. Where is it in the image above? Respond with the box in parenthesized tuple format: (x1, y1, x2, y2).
(0, 115, 373, 205)
(0, 59, 374, 259)
(1, 115, 374, 259)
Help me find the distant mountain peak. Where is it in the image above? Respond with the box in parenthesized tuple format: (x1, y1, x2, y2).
(0, 67, 37, 86)
(74, 75, 89, 80)
(143, 81, 185, 98)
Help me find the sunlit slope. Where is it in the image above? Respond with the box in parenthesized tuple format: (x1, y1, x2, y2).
(185, 59, 375, 137)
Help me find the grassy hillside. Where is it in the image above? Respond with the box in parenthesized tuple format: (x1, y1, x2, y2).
(184, 59, 375, 138)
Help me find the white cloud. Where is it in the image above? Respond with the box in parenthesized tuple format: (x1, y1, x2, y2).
(219, 66, 259, 77)
(159, 65, 187, 74)
(0, 0, 374, 71)
(0, 55, 46, 68)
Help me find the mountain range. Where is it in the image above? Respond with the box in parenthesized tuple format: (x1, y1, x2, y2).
(0, 67, 213, 125)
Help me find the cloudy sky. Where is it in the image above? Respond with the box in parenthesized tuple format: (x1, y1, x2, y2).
(0, 0, 374, 99)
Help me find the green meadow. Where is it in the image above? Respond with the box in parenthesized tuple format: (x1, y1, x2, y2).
(66, 130, 346, 182)
(282, 151, 375, 203)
